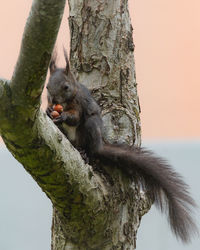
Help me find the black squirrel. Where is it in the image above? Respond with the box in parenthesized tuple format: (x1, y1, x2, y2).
(46, 51, 198, 243)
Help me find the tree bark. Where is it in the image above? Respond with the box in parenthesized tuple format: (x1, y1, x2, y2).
(69, 0, 141, 147)
(0, 0, 151, 249)
(51, 0, 150, 249)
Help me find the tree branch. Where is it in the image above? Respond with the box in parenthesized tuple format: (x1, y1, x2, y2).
(0, 0, 106, 224)
(0, 78, 8, 98)
(11, 0, 65, 107)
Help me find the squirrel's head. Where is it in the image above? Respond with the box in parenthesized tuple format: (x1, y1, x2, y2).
(46, 50, 77, 105)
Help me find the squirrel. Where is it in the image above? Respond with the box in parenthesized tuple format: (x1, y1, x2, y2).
(46, 51, 198, 243)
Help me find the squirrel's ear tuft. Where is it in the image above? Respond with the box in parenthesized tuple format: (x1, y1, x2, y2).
(49, 50, 57, 74)
(63, 47, 77, 83)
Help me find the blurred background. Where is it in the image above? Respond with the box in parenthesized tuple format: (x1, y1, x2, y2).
(0, 1, 199, 249)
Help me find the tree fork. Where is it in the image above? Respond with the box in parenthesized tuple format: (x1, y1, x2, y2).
(0, 1, 151, 249)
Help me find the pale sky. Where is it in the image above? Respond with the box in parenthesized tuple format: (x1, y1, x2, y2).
(0, 0, 200, 139)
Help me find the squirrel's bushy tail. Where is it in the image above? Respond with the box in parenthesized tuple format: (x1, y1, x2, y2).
(96, 144, 198, 243)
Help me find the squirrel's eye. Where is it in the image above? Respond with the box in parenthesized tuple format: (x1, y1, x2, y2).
(64, 85, 69, 90)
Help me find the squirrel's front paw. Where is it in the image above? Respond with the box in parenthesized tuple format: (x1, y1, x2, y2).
(53, 112, 67, 124)
(53, 116, 63, 124)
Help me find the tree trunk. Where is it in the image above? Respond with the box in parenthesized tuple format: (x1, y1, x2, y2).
(0, 1, 151, 249)
(69, 0, 141, 147)
(51, 0, 150, 249)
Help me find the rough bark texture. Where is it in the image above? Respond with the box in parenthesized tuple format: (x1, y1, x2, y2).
(0, 1, 151, 249)
(51, 0, 150, 249)
(69, 0, 141, 147)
